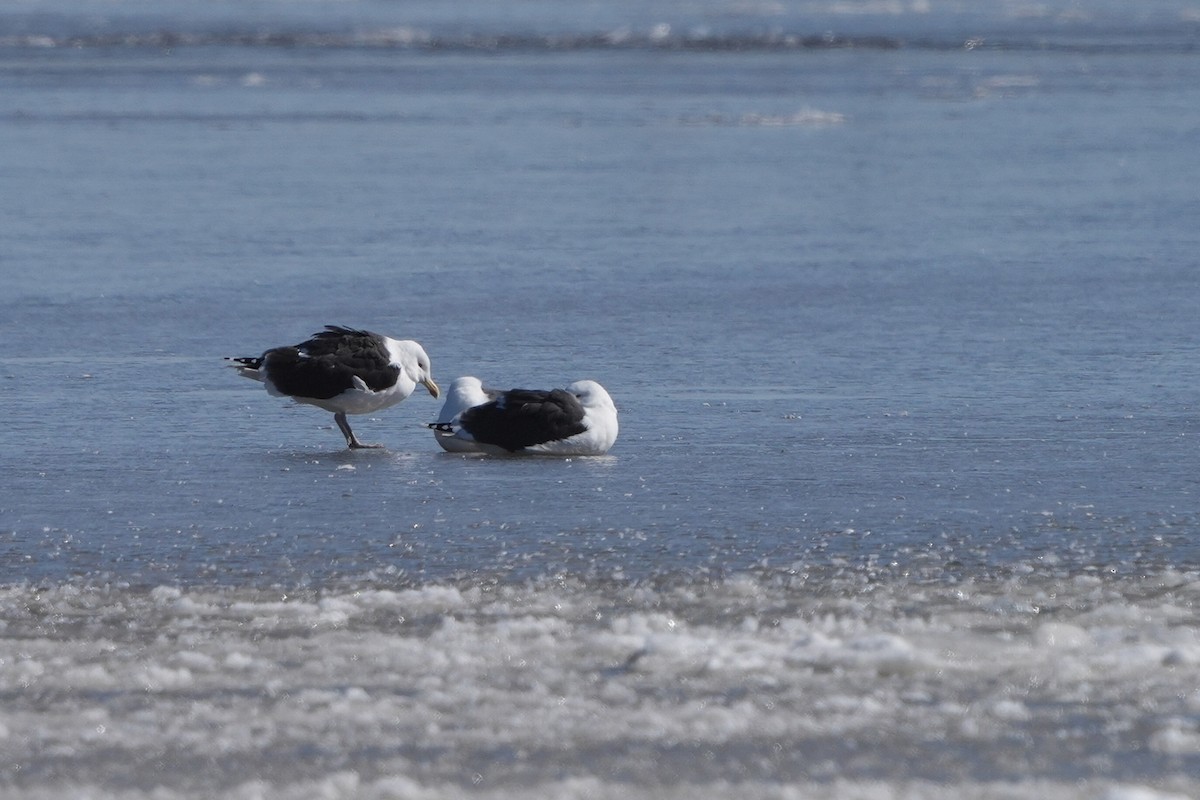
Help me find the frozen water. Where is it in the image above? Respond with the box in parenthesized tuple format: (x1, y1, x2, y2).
(3, 0, 1200, 795)
(2, 570, 1200, 797)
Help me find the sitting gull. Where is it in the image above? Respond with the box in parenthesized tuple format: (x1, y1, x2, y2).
(428, 377, 618, 455)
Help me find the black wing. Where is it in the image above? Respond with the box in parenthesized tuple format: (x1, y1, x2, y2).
(261, 326, 399, 400)
(460, 388, 587, 452)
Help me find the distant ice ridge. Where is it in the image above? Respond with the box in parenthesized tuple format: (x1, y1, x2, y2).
(0, 29, 906, 51)
(1, 777, 1196, 800)
(1, 570, 1199, 797)
(3, 0, 1199, 55)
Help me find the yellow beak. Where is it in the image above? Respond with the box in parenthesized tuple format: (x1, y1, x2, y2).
(424, 378, 441, 399)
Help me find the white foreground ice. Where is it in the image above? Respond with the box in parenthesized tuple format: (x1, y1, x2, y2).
(1, 568, 1199, 799)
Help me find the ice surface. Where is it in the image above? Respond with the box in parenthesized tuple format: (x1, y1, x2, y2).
(3, 1, 1200, 797)
(1, 569, 1198, 798)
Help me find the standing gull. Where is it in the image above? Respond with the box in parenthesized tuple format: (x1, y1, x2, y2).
(229, 325, 439, 449)
(428, 378, 618, 455)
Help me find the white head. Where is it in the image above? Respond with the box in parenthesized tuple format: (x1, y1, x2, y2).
(565, 379, 615, 412)
(436, 376, 492, 424)
(565, 379, 618, 453)
(387, 339, 440, 399)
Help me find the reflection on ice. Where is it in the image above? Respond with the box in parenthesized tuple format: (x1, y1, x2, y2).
(2, 568, 1198, 798)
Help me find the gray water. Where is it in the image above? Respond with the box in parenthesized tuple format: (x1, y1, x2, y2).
(2, 2, 1200, 797)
